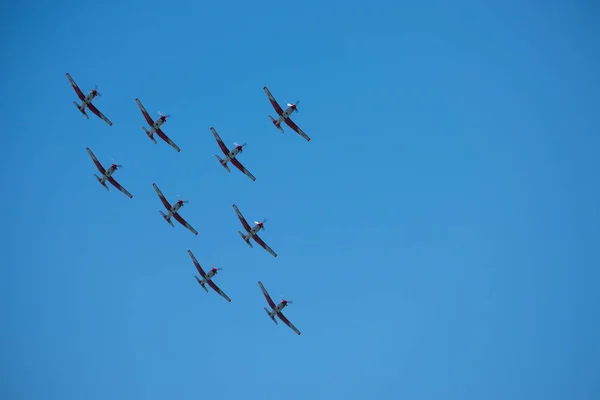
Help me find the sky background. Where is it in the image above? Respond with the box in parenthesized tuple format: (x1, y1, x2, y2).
(1, 1, 599, 399)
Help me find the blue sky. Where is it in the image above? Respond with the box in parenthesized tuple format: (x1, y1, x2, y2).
(1, 1, 599, 399)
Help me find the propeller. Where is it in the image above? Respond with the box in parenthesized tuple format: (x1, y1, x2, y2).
(254, 217, 267, 230)
(234, 142, 247, 152)
(287, 100, 300, 113)
(212, 266, 223, 271)
(282, 297, 293, 304)
(93, 84, 102, 97)
(176, 194, 189, 204)
(158, 111, 171, 118)
(110, 157, 123, 169)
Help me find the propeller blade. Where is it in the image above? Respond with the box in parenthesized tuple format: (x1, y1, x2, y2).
(176, 195, 189, 204)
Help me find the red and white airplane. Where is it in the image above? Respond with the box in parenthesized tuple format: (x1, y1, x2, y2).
(66, 73, 113, 126)
(210, 127, 256, 181)
(188, 249, 231, 302)
(86, 147, 133, 198)
(152, 183, 198, 235)
(263, 86, 310, 142)
(258, 281, 301, 335)
(135, 98, 181, 152)
(232, 204, 277, 257)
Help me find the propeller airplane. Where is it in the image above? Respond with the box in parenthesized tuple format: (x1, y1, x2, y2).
(66, 73, 113, 126)
(152, 183, 198, 235)
(135, 98, 181, 152)
(85, 148, 132, 198)
(232, 204, 277, 257)
(258, 281, 301, 335)
(263, 86, 310, 141)
(211, 127, 256, 181)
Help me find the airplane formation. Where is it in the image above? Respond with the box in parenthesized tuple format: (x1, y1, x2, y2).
(68, 73, 305, 335)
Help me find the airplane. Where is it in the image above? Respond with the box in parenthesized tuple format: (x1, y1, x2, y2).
(135, 98, 181, 152)
(152, 183, 198, 235)
(85, 147, 133, 198)
(210, 127, 256, 181)
(258, 281, 301, 335)
(232, 204, 277, 257)
(263, 86, 310, 142)
(188, 249, 231, 302)
(66, 73, 113, 126)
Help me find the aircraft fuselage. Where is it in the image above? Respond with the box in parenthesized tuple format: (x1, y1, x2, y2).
(80, 91, 97, 110)
(148, 117, 166, 134)
(221, 146, 242, 164)
(98, 165, 116, 184)
(268, 301, 287, 317)
(165, 202, 182, 219)
(199, 269, 216, 285)
(275, 106, 295, 124)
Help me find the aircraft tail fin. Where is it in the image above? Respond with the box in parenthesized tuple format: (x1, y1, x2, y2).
(215, 155, 231, 172)
(74, 101, 89, 119)
(142, 126, 158, 144)
(238, 231, 252, 247)
(264, 307, 278, 324)
(194, 275, 209, 292)
(93, 174, 109, 190)
(268, 115, 284, 133)
(159, 211, 175, 227)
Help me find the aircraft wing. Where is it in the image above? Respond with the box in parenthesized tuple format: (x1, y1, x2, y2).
(152, 183, 172, 210)
(135, 98, 155, 126)
(232, 204, 252, 232)
(173, 213, 198, 235)
(284, 118, 311, 142)
(258, 281, 277, 309)
(155, 128, 181, 152)
(252, 234, 278, 257)
(230, 158, 256, 181)
(210, 127, 230, 155)
(66, 73, 86, 101)
(86, 147, 106, 174)
(107, 177, 133, 198)
(207, 280, 232, 302)
(86, 103, 113, 126)
(277, 312, 301, 335)
(263, 86, 284, 115)
(187, 249, 206, 277)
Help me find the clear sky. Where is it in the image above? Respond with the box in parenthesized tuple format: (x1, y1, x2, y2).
(1, 1, 599, 399)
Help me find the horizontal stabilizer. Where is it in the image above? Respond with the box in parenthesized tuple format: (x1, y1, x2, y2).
(238, 231, 252, 247)
(93, 174, 109, 190)
(264, 307, 278, 324)
(215, 155, 231, 172)
(159, 210, 175, 227)
(74, 101, 89, 119)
